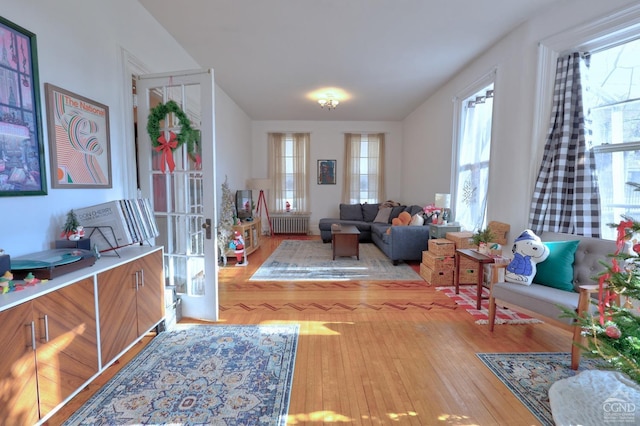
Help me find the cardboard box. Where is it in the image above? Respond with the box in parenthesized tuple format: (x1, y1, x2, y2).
(420, 263, 454, 285)
(428, 238, 455, 256)
(422, 251, 455, 272)
(445, 231, 475, 249)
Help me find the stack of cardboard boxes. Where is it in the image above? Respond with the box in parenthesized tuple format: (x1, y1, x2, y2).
(419, 232, 477, 286)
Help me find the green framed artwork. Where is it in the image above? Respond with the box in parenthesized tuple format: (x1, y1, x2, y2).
(0, 16, 47, 196)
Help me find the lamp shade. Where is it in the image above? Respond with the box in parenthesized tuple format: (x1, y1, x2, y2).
(434, 193, 451, 209)
(247, 178, 272, 191)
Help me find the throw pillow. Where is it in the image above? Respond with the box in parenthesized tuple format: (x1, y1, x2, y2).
(505, 229, 550, 285)
(534, 240, 580, 292)
(339, 203, 363, 221)
(373, 207, 393, 223)
(362, 203, 381, 222)
(389, 205, 406, 223)
(410, 213, 424, 226)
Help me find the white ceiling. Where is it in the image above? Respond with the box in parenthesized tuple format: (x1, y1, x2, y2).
(138, 0, 564, 121)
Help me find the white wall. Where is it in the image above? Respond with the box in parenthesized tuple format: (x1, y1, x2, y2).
(250, 121, 403, 232)
(402, 0, 639, 239)
(0, 0, 252, 256)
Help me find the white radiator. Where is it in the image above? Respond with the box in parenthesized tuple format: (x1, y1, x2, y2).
(270, 213, 310, 234)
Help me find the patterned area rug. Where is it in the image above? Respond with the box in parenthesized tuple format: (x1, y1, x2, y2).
(63, 324, 299, 426)
(436, 286, 543, 325)
(250, 240, 422, 281)
(477, 352, 605, 426)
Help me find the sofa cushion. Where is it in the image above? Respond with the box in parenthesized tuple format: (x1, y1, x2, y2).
(362, 203, 381, 222)
(389, 205, 406, 222)
(410, 213, 424, 226)
(340, 203, 363, 221)
(405, 205, 424, 216)
(374, 207, 393, 223)
(535, 240, 580, 292)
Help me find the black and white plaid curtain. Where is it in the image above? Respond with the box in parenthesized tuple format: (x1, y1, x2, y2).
(528, 52, 601, 237)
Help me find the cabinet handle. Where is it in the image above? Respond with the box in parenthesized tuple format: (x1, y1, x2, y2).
(27, 321, 36, 350)
(139, 269, 145, 288)
(41, 314, 50, 342)
(134, 270, 139, 291)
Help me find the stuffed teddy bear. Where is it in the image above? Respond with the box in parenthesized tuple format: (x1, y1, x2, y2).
(505, 229, 549, 285)
(387, 211, 411, 234)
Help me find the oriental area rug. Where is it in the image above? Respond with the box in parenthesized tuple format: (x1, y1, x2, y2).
(63, 324, 299, 426)
(250, 240, 422, 281)
(436, 286, 543, 325)
(477, 352, 605, 426)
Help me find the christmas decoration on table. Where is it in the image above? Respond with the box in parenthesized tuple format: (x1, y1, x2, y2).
(61, 209, 84, 240)
(565, 181, 640, 384)
(423, 203, 440, 223)
(147, 100, 198, 173)
(229, 230, 247, 266)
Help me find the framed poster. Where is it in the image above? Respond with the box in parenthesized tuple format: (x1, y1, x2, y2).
(318, 159, 336, 185)
(45, 83, 112, 188)
(0, 17, 47, 196)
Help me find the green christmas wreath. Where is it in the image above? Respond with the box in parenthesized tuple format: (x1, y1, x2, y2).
(147, 100, 197, 155)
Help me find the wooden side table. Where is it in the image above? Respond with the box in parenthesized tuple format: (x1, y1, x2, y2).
(455, 248, 495, 310)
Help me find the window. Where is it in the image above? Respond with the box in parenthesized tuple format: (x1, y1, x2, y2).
(343, 133, 385, 204)
(584, 38, 640, 240)
(453, 80, 495, 232)
(268, 133, 310, 212)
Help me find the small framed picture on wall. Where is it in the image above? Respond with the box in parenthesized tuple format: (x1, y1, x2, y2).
(318, 159, 336, 185)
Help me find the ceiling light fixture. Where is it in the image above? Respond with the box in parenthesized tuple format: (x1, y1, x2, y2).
(318, 96, 339, 110)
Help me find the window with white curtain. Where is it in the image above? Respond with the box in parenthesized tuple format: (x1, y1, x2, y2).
(342, 133, 385, 204)
(453, 81, 495, 232)
(268, 133, 310, 212)
(583, 37, 640, 240)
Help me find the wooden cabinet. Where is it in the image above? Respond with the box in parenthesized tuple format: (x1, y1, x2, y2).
(98, 249, 164, 366)
(226, 218, 261, 257)
(0, 278, 98, 423)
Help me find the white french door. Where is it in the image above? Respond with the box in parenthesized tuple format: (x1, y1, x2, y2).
(136, 69, 218, 321)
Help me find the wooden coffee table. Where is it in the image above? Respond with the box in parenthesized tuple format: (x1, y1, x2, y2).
(331, 225, 360, 260)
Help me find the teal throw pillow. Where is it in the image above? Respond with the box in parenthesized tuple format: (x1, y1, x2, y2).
(534, 240, 580, 292)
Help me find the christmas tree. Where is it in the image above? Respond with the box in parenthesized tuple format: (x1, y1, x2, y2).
(570, 182, 640, 384)
(61, 209, 80, 239)
(217, 176, 236, 256)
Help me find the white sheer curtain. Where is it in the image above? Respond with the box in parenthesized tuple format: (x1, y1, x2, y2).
(342, 133, 385, 204)
(268, 132, 310, 212)
(454, 86, 493, 232)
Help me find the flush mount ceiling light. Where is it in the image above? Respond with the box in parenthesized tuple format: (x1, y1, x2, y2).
(318, 95, 339, 110)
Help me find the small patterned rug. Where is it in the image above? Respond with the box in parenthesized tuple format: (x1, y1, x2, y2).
(250, 240, 422, 281)
(436, 286, 543, 325)
(63, 324, 299, 426)
(477, 352, 605, 426)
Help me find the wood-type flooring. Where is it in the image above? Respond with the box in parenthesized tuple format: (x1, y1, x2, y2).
(47, 235, 571, 425)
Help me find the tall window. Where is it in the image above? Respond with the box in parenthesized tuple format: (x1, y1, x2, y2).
(583, 38, 640, 240)
(268, 133, 310, 212)
(343, 133, 385, 204)
(453, 81, 495, 232)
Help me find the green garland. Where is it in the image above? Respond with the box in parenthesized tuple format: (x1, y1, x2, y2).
(147, 100, 196, 155)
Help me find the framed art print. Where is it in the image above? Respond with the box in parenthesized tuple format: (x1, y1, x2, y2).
(318, 159, 336, 185)
(0, 17, 47, 196)
(45, 83, 112, 188)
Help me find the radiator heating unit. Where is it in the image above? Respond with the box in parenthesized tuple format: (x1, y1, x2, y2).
(270, 213, 310, 234)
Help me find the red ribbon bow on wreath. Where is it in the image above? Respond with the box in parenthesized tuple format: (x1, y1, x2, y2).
(155, 131, 178, 173)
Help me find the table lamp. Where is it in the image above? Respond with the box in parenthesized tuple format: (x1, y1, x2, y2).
(434, 193, 451, 224)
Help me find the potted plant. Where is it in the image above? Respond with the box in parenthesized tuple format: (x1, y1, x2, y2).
(472, 227, 496, 254)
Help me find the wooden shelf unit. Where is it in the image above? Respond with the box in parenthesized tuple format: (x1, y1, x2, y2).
(225, 218, 261, 257)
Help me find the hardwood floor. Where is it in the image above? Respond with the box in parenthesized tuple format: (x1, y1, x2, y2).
(47, 235, 570, 425)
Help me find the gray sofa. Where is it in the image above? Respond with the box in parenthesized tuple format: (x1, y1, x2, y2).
(488, 232, 616, 369)
(318, 203, 430, 264)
